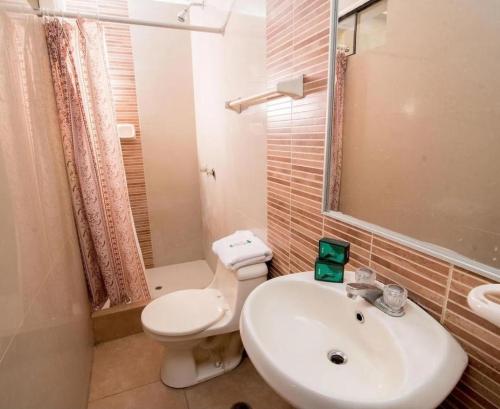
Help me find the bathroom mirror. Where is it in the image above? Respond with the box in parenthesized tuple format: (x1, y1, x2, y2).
(323, 0, 500, 278)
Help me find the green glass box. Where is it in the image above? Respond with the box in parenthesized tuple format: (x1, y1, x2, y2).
(318, 237, 350, 264)
(314, 258, 344, 283)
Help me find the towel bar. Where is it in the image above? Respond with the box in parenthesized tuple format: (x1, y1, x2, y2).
(225, 75, 304, 113)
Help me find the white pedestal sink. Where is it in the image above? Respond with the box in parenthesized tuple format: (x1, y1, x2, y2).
(240, 271, 467, 409)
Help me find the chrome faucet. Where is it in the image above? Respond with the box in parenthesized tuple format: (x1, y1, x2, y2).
(346, 282, 383, 303)
(346, 268, 407, 317)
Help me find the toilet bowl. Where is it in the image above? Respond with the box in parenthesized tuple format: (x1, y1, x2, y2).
(141, 259, 268, 388)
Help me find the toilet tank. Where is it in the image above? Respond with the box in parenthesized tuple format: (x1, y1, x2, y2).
(235, 263, 269, 282)
(208, 260, 268, 329)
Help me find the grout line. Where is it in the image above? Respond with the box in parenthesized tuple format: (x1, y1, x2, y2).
(441, 264, 454, 324)
(374, 235, 450, 268)
(446, 300, 500, 338)
(324, 224, 372, 248)
(368, 233, 374, 268)
(371, 259, 444, 297)
(88, 380, 159, 403)
(371, 249, 451, 288)
(85, 343, 96, 405)
(287, 109, 293, 275)
(287, 0, 296, 277)
(183, 389, 191, 409)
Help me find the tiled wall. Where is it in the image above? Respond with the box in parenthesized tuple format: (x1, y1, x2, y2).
(265, 1, 500, 408)
(66, 0, 154, 268)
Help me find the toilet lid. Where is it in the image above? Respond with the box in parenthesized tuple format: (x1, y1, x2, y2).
(141, 289, 227, 337)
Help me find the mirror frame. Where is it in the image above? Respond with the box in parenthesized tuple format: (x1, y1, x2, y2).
(321, 0, 500, 281)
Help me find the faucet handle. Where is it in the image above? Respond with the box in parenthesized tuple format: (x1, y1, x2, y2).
(383, 284, 408, 313)
(355, 267, 376, 284)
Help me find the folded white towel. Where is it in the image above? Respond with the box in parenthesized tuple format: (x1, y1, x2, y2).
(232, 255, 270, 271)
(212, 230, 273, 270)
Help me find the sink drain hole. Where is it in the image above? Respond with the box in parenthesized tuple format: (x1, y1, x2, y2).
(327, 350, 347, 365)
(231, 403, 252, 409)
(356, 311, 365, 323)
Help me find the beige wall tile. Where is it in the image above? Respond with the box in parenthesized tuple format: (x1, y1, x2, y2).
(264, 2, 499, 408)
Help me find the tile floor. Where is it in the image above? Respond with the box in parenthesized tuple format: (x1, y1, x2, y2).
(87, 333, 293, 409)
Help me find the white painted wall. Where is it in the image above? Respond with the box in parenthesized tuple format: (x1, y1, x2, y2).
(190, 0, 267, 269)
(129, 0, 204, 267)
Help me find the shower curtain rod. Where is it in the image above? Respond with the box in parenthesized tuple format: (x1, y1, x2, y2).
(1, 4, 231, 35)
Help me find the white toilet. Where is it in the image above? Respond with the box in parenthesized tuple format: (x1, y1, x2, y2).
(141, 258, 268, 388)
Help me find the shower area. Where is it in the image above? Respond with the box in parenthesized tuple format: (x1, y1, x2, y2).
(0, 0, 266, 319)
(127, 1, 215, 297)
(123, 0, 268, 311)
(88, 0, 268, 319)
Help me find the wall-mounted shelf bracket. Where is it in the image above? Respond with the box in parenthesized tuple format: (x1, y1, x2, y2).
(225, 74, 304, 113)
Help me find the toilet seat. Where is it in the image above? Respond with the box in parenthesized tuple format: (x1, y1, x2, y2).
(141, 289, 227, 337)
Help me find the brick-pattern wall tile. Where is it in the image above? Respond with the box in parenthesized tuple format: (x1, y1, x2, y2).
(443, 267, 500, 409)
(265, 1, 500, 407)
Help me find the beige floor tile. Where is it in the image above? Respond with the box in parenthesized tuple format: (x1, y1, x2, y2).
(185, 357, 293, 409)
(87, 382, 188, 409)
(89, 332, 163, 401)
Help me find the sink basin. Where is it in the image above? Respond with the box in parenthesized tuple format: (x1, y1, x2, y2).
(240, 271, 467, 409)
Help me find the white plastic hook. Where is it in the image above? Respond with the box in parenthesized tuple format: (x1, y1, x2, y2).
(467, 284, 500, 327)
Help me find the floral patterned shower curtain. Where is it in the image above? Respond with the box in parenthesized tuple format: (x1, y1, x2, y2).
(329, 50, 348, 211)
(44, 18, 150, 310)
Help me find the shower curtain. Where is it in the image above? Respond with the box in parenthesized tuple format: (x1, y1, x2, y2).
(329, 50, 348, 211)
(0, 12, 85, 312)
(43, 17, 150, 309)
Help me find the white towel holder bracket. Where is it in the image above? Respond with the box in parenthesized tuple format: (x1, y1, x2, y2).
(225, 74, 304, 114)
